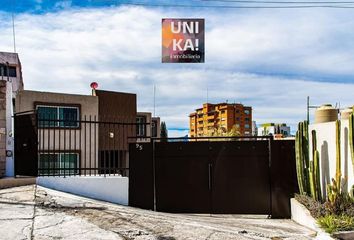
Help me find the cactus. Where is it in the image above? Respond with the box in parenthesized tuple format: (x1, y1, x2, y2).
(327, 178, 339, 203)
(314, 149, 321, 201)
(349, 111, 354, 173)
(308, 160, 316, 199)
(335, 120, 341, 193)
(296, 129, 305, 195)
(303, 121, 311, 194)
(295, 121, 322, 201)
(295, 121, 311, 195)
(309, 130, 322, 201)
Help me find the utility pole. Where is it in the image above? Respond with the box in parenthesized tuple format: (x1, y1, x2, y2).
(307, 96, 320, 124)
(307, 96, 310, 123)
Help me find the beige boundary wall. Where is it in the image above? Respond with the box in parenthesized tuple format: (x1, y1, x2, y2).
(309, 120, 353, 198)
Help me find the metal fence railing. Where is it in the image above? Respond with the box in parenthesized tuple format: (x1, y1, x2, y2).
(37, 113, 150, 177)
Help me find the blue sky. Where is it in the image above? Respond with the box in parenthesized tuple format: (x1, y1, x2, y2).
(1, 1, 354, 136)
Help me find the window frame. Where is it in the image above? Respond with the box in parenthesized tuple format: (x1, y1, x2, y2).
(35, 102, 81, 129)
(0, 64, 17, 77)
(151, 119, 158, 138)
(136, 115, 147, 137)
(38, 151, 80, 175)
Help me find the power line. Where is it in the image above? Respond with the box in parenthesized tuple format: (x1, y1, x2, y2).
(199, 0, 354, 4)
(123, 2, 354, 8)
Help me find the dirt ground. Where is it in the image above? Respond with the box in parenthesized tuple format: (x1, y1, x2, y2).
(0, 185, 315, 240)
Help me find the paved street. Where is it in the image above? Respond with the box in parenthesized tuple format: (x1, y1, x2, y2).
(0, 185, 315, 240)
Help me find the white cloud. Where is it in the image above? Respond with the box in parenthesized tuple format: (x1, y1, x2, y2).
(0, 6, 353, 136)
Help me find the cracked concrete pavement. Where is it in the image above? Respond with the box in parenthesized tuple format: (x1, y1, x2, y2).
(0, 185, 316, 240)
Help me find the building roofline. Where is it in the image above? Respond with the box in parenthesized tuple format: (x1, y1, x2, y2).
(19, 89, 96, 98)
(95, 89, 136, 96)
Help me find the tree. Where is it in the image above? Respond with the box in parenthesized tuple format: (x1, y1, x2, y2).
(206, 124, 240, 140)
(160, 121, 168, 142)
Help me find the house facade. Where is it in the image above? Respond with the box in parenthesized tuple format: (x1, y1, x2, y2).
(14, 89, 159, 175)
(0, 52, 24, 177)
(15, 90, 99, 175)
(136, 112, 161, 142)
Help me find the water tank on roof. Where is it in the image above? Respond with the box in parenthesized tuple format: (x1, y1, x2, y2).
(341, 107, 353, 120)
(314, 104, 338, 123)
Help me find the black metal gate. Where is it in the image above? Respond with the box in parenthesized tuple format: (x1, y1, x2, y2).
(14, 112, 38, 176)
(129, 138, 298, 218)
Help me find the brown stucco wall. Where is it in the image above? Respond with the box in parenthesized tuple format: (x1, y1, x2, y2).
(95, 90, 137, 151)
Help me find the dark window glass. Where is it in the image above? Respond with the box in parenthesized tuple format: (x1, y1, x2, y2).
(0, 65, 16, 77)
(136, 116, 147, 137)
(9, 67, 16, 77)
(59, 107, 78, 127)
(37, 106, 57, 127)
(152, 120, 158, 137)
(39, 153, 78, 175)
(37, 105, 79, 128)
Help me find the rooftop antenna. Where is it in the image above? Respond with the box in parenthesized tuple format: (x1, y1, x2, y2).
(153, 84, 156, 117)
(12, 1, 16, 53)
(206, 86, 208, 103)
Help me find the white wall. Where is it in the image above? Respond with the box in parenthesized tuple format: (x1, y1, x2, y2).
(5, 81, 14, 177)
(37, 176, 128, 205)
(309, 120, 353, 198)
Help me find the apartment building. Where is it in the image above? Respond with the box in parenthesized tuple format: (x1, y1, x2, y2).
(189, 102, 252, 137)
(257, 123, 291, 139)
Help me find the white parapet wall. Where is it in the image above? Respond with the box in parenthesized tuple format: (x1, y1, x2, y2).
(309, 119, 353, 198)
(37, 176, 128, 205)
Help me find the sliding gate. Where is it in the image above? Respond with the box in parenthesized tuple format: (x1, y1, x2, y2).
(129, 138, 298, 218)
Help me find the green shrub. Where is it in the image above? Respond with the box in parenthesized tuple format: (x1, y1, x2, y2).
(324, 193, 354, 217)
(317, 215, 354, 234)
(295, 194, 327, 218)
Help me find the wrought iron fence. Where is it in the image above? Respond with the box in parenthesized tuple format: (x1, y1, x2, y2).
(37, 113, 150, 177)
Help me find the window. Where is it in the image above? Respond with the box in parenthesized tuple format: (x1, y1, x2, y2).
(151, 119, 158, 137)
(245, 117, 250, 121)
(0, 65, 16, 77)
(37, 105, 79, 128)
(245, 124, 250, 129)
(39, 153, 79, 175)
(236, 117, 240, 121)
(136, 116, 147, 137)
(244, 110, 250, 115)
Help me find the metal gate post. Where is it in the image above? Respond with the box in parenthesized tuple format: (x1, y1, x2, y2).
(152, 139, 157, 211)
(268, 136, 273, 218)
